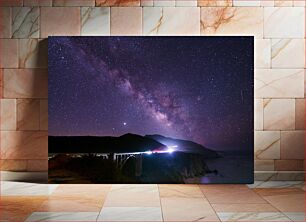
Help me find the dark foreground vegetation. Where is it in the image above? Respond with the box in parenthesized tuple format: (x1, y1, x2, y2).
(49, 152, 218, 184)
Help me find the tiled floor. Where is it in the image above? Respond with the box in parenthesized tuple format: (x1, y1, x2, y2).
(0, 181, 305, 222)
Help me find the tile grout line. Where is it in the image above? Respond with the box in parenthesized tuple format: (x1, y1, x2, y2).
(197, 184, 223, 222)
(157, 184, 165, 222)
(95, 184, 112, 221)
(199, 184, 296, 221)
(251, 189, 295, 221)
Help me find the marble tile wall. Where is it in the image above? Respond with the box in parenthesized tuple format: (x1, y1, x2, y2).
(0, 0, 304, 180)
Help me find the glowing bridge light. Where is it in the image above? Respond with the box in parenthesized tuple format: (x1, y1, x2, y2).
(166, 145, 177, 154)
(145, 151, 153, 155)
(166, 148, 174, 153)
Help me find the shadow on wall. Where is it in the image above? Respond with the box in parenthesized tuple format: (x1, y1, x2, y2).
(1, 39, 48, 183)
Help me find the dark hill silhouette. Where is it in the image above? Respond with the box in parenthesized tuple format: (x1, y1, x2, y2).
(49, 133, 219, 159)
(49, 133, 166, 153)
(145, 134, 219, 158)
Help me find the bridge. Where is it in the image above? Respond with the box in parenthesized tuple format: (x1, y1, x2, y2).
(95, 152, 144, 176)
(49, 146, 176, 177)
(113, 152, 143, 176)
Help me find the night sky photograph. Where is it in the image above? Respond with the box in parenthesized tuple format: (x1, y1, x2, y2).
(48, 36, 254, 184)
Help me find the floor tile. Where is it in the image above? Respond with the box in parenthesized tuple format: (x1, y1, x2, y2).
(158, 184, 203, 198)
(103, 184, 160, 207)
(217, 212, 291, 221)
(1, 182, 305, 222)
(248, 181, 304, 189)
(283, 212, 305, 221)
(254, 188, 304, 196)
(51, 184, 111, 198)
(1, 181, 58, 196)
(254, 188, 305, 212)
(97, 207, 162, 221)
(0, 196, 47, 221)
(161, 197, 219, 221)
(25, 212, 99, 221)
(200, 185, 266, 204)
(212, 203, 278, 212)
(37, 196, 104, 212)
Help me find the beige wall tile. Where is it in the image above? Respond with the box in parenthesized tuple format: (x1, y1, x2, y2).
(260, 0, 274, 6)
(254, 171, 304, 180)
(176, 0, 197, 6)
(263, 99, 295, 130)
(275, 160, 304, 171)
(255, 131, 280, 160)
(3, 69, 48, 99)
(1, 131, 48, 159)
(111, 7, 142, 35)
(0, 3, 304, 176)
(0, 7, 11, 38)
(41, 7, 80, 38)
(96, 0, 140, 6)
(255, 69, 304, 98)
(143, 7, 200, 35)
(264, 7, 305, 38)
(255, 99, 263, 130)
(27, 159, 48, 171)
(0, 159, 27, 171)
(255, 160, 274, 171)
(53, 0, 95, 6)
(200, 7, 263, 38)
(293, 0, 305, 6)
(24, 0, 52, 6)
(274, 0, 293, 6)
(12, 7, 39, 38)
(295, 99, 304, 130)
(272, 39, 305, 68)
(198, 0, 232, 6)
(0, 39, 18, 68)
(40, 99, 48, 130)
(0, 0, 22, 6)
(304, 70, 306, 98)
(233, 0, 260, 6)
(280, 131, 304, 160)
(81, 7, 110, 36)
(154, 0, 175, 6)
(0, 99, 16, 130)
(255, 39, 271, 68)
(17, 99, 40, 130)
(141, 0, 153, 6)
(0, 69, 3, 98)
(19, 39, 48, 68)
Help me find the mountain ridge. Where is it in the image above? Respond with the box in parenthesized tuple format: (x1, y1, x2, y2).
(49, 133, 219, 158)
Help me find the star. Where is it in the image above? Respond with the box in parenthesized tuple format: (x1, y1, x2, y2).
(48, 36, 254, 151)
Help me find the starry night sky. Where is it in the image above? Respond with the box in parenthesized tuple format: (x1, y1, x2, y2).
(48, 37, 254, 151)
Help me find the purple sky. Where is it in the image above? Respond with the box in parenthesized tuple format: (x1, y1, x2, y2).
(48, 36, 253, 151)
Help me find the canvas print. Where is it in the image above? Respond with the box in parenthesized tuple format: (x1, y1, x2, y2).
(48, 36, 254, 184)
